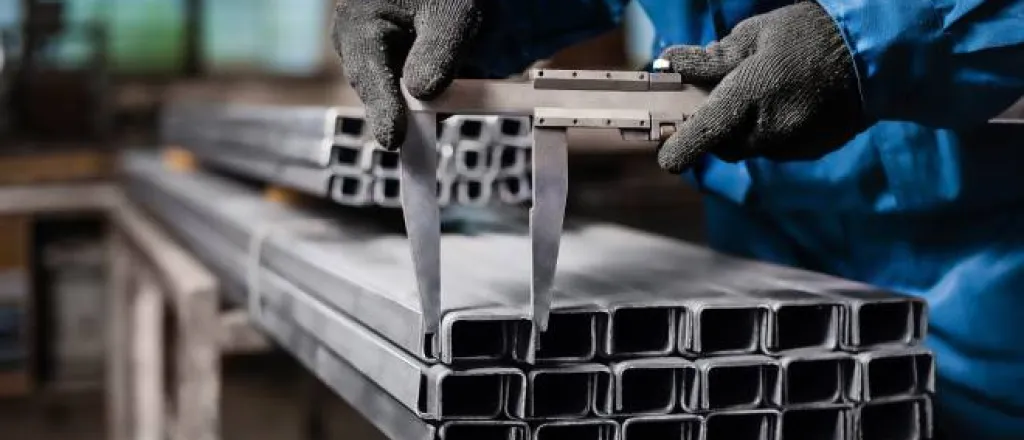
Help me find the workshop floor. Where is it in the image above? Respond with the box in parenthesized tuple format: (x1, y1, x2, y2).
(0, 354, 386, 440)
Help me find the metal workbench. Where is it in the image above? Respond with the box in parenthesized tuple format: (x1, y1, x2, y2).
(0, 182, 271, 440)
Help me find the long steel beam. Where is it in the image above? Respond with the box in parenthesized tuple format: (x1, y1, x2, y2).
(131, 179, 527, 421)
(192, 147, 335, 197)
(162, 101, 342, 167)
(162, 102, 534, 218)
(191, 245, 532, 440)
(124, 151, 527, 364)
(123, 151, 931, 368)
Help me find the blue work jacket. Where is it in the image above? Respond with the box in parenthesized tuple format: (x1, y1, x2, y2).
(466, 0, 1024, 437)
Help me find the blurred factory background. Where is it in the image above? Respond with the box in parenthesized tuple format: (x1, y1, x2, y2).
(0, 1, 704, 439)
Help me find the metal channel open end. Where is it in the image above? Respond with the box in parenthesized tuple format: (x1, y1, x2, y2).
(620, 364, 677, 415)
(498, 175, 532, 204)
(851, 300, 914, 349)
(858, 397, 932, 440)
(494, 145, 529, 175)
(334, 114, 367, 146)
(529, 125, 569, 332)
(442, 115, 492, 146)
(704, 410, 780, 440)
(435, 369, 521, 420)
(534, 420, 619, 440)
(401, 111, 443, 336)
(454, 141, 493, 179)
(613, 359, 695, 416)
(536, 311, 598, 363)
(622, 415, 701, 440)
(332, 143, 368, 170)
(782, 406, 851, 440)
(373, 176, 404, 208)
(373, 149, 403, 177)
(527, 365, 609, 419)
(769, 302, 841, 354)
(699, 357, 780, 411)
(781, 354, 854, 407)
(496, 116, 532, 147)
(455, 179, 493, 207)
(607, 306, 677, 358)
(439, 421, 529, 440)
(690, 305, 762, 356)
(330, 174, 373, 206)
(443, 316, 520, 363)
(859, 349, 935, 402)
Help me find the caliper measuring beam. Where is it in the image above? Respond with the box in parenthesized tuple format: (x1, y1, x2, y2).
(398, 68, 709, 340)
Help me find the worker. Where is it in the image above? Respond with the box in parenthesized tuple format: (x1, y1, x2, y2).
(332, 0, 1024, 437)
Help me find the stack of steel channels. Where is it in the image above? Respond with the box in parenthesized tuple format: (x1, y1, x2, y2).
(160, 101, 533, 208)
(123, 150, 935, 440)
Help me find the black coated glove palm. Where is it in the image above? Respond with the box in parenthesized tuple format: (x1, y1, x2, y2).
(332, 0, 481, 150)
(657, 2, 869, 173)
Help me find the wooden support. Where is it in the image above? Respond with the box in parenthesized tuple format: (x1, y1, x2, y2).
(107, 234, 133, 440)
(162, 147, 199, 172)
(171, 274, 221, 440)
(112, 197, 231, 440)
(132, 268, 165, 440)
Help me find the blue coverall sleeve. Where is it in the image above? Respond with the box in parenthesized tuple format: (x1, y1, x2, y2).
(815, 0, 1024, 128)
(460, 0, 631, 79)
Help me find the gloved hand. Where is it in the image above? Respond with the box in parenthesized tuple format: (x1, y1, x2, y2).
(332, 0, 482, 150)
(657, 2, 869, 173)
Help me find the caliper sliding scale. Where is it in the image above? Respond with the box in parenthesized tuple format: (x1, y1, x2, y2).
(399, 68, 709, 340)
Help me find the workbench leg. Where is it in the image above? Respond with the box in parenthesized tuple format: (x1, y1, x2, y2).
(106, 235, 134, 440)
(132, 269, 165, 440)
(173, 279, 221, 440)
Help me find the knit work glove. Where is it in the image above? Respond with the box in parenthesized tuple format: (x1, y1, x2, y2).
(332, 0, 482, 150)
(657, 2, 868, 173)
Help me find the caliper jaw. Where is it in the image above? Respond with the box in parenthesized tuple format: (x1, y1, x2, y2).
(529, 108, 685, 333)
(400, 112, 443, 336)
